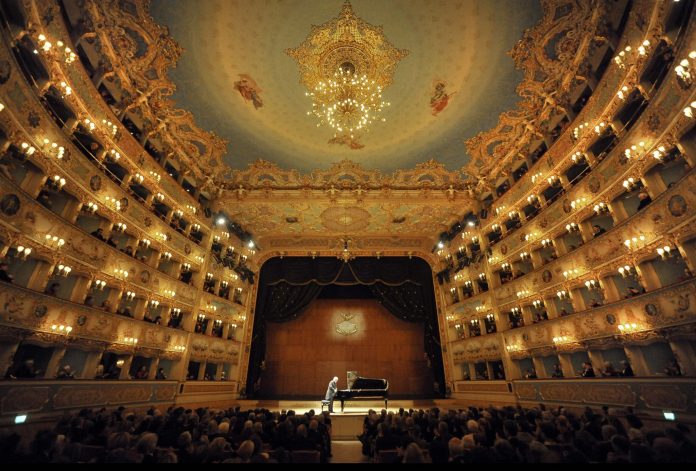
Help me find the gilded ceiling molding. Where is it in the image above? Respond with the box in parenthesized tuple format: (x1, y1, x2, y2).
(463, 0, 606, 185)
(75, 0, 228, 185)
(222, 158, 467, 192)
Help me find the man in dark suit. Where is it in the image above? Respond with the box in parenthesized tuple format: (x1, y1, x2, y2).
(325, 376, 338, 413)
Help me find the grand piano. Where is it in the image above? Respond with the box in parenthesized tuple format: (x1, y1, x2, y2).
(335, 372, 389, 412)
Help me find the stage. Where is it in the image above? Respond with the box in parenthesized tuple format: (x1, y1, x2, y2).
(232, 399, 458, 439)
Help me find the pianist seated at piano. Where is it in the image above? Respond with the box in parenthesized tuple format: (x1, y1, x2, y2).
(335, 372, 389, 412)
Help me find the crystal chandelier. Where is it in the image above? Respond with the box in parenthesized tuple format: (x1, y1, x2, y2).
(307, 63, 390, 140)
(287, 1, 408, 149)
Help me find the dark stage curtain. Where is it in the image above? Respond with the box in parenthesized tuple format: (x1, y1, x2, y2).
(245, 257, 445, 398)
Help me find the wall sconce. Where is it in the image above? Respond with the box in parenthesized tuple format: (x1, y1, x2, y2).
(492, 223, 501, 233)
(478, 273, 486, 281)
(553, 335, 570, 344)
(101, 118, 118, 136)
(622, 177, 638, 191)
(556, 290, 569, 300)
(51, 175, 66, 189)
(172, 210, 183, 219)
(618, 323, 639, 333)
(162, 251, 172, 261)
(156, 232, 167, 241)
(616, 85, 630, 101)
(83, 118, 96, 132)
(163, 289, 176, 297)
(192, 224, 201, 232)
(149, 171, 162, 182)
(486, 313, 495, 321)
(594, 121, 607, 135)
(570, 197, 588, 210)
(613, 45, 632, 68)
(113, 268, 129, 279)
(506, 344, 522, 352)
(123, 337, 138, 345)
(657, 246, 673, 259)
(182, 263, 191, 271)
(221, 280, 229, 288)
(124, 290, 136, 300)
(20, 142, 36, 156)
(84, 201, 98, 213)
(139, 238, 151, 248)
(155, 193, 165, 202)
(471, 236, 479, 244)
(637, 39, 650, 56)
(205, 273, 213, 281)
(571, 152, 586, 164)
(149, 300, 160, 308)
(531, 172, 543, 183)
(213, 236, 221, 243)
(108, 149, 121, 161)
(624, 141, 646, 160)
(114, 222, 127, 233)
(501, 262, 511, 271)
(541, 238, 554, 248)
(186, 204, 197, 214)
(171, 307, 181, 315)
(516, 289, 529, 298)
(675, 51, 696, 88)
(173, 345, 186, 352)
(14, 245, 32, 259)
(584, 279, 600, 290)
(91, 279, 106, 290)
(464, 280, 473, 288)
(51, 324, 73, 335)
(55, 264, 72, 277)
(527, 194, 539, 204)
(475, 305, 485, 313)
(547, 175, 560, 186)
(508, 210, 519, 221)
(618, 265, 636, 278)
(105, 196, 121, 211)
(450, 287, 456, 293)
(520, 252, 530, 261)
(470, 319, 478, 326)
(195, 255, 205, 263)
(197, 313, 207, 322)
(133, 173, 145, 184)
(58, 80, 72, 96)
(44, 234, 65, 248)
(563, 269, 579, 280)
(510, 307, 521, 316)
(532, 299, 544, 309)
(648, 145, 666, 161)
(593, 202, 608, 214)
(684, 101, 696, 118)
(565, 222, 579, 233)
(495, 205, 506, 216)
(624, 235, 646, 249)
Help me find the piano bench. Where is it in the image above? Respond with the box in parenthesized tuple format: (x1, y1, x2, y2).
(321, 400, 331, 412)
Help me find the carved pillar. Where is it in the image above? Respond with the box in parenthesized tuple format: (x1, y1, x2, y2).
(569, 289, 586, 312)
(545, 298, 560, 319)
(81, 350, 104, 379)
(622, 345, 651, 377)
(133, 298, 147, 320)
(198, 361, 207, 380)
(486, 361, 495, 381)
(20, 171, 48, 199)
(119, 355, 134, 380)
(26, 261, 54, 292)
(532, 356, 547, 378)
(69, 276, 91, 304)
(668, 340, 696, 377)
(44, 346, 67, 379)
(520, 305, 535, 326)
(586, 349, 604, 373)
(0, 341, 22, 378)
(148, 356, 160, 380)
(557, 352, 576, 377)
(636, 262, 661, 291)
(600, 276, 622, 303)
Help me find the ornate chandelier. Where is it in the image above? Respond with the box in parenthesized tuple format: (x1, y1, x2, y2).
(287, 1, 408, 149)
(307, 63, 390, 142)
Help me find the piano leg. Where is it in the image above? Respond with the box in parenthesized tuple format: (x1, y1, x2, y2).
(384, 398, 388, 410)
(341, 400, 345, 413)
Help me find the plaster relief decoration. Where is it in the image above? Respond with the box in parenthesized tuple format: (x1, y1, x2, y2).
(234, 74, 264, 109)
(336, 313, 358, 336)
(430, 80, 455, 116)
(286, 1, 408, 149)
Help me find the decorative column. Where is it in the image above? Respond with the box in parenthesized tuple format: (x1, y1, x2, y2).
(43, 346, 67, 379)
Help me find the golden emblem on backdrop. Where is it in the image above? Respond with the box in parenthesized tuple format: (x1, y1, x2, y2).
(336, 312, 358, 336)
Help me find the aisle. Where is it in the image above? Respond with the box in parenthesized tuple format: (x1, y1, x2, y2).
(329, 440, 371, 464)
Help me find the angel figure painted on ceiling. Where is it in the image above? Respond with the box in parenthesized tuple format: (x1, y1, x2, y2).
(234, 74, 263, 109)
(430, 80, 455, 116)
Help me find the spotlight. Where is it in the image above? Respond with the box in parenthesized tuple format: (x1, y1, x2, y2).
(216, 217, 226, 225)
(247, 240, 255, 249)
(437, 241, 444, 249)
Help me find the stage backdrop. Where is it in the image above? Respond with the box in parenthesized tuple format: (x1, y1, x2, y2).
(262, 298, 433, 397)
(245, 257, 445, 398)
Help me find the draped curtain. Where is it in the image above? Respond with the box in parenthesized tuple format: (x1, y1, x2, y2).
(245, 257, 445, 398)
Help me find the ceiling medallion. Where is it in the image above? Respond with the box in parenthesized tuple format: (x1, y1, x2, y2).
(286, 1, 408, 149)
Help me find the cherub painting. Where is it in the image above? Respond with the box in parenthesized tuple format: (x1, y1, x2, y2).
(234, 74, 263, 109)
(430, 80, 455, 116)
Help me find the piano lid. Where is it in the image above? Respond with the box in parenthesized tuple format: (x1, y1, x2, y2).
(347, 376, 388, 390)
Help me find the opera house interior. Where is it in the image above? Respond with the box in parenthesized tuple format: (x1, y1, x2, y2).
(0, 0, 695, 464)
